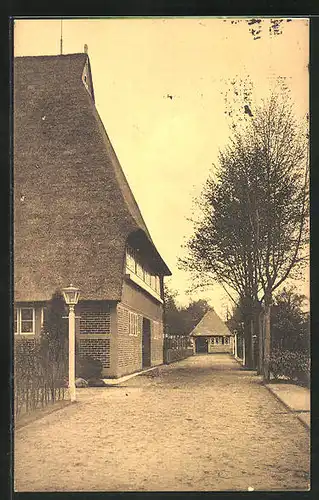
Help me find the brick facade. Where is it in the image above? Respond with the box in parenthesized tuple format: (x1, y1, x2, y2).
(78, 337, 111, 368)
(116, 302, 164, 377)
(117, 304, 142, 375)
(119, 255, 165, 374)
(76, 301, 114, 376)
(79, 303, 110, 334)
(15, 287, 165, 379)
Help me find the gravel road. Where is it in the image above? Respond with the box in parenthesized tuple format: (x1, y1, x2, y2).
(14, 354, 310, 491)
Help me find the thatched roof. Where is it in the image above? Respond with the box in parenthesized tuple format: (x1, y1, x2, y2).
(14, 53, 171, 302)
(190, 309, 233, 337)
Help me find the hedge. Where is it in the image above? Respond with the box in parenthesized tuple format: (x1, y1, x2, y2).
(268, 349, 310, 386)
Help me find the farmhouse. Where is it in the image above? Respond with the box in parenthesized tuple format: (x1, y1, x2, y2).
(14, 52, 171, 378)
(190, 309, 234, 354)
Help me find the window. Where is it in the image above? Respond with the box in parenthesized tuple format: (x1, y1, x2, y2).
(14, 307, 35, 335)
(128, 311, 139, 337)
(21, 309, 34, 333)
(136, 261, 144, 279)
(151, 275, 156, 290)
(224, 337, 230, 344)
(126, 247, 136, 273)
(155, 276, 161, 294)
(126, 246, 161, 297)
(144, 268, 152, 286)
(215, 337, 219, 344)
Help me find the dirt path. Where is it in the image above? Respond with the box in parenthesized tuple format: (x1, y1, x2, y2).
(14, 354, 310, 491)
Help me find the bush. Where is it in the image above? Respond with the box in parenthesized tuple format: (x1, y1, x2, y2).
(14, 337, 67, 417)
(76, 356, 103, 379)
(269, 349, 310, 386)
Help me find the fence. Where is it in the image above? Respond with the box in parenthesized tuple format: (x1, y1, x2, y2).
(14, 337, 68, 419)
(163, 334, 193, 364)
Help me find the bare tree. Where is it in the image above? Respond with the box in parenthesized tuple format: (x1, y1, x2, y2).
(179, 92, 308, 379)
(179, 158, 261, 368)
(240, 94, 309, 380)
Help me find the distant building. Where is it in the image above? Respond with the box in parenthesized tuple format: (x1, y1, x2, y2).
(189, 309, 234, 354)
(14, 52, 171, 378)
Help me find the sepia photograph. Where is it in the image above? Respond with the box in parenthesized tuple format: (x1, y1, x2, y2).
(13, 17, 310, 492)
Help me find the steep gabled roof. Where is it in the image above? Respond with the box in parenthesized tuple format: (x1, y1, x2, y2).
(14, 53, 171, 302)
(190, 309, 233, 337)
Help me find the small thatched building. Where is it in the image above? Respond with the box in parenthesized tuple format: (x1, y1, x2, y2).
(14, 52, 171, 378)
(189, 309, 234, 354)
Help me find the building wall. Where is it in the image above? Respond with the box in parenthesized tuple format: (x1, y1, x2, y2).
(115, 280, 164, 377)
(76, 301, 117, 377)
(78, 337, 111, 369)
(121, 280, 163, 321)
(117, 303, 142, 376)
(207, 336, 234, 354)
(14, 284, 165, 379)
(79, 303, 111, 334)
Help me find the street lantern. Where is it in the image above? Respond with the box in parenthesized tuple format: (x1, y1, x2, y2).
(62, 284, 80, 403)
(62, 285, 80, 306)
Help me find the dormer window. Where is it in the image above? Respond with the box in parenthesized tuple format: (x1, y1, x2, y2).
(144, 269, 152, 286)
(126, 246, 137, 273)
(136, 261, 144, 279)
(125, 245, 162, 299)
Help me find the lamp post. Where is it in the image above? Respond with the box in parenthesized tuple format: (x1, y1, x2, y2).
(62, 284, 80, 403)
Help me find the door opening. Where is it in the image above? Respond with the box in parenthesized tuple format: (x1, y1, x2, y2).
(196, 337, 208, 353)
(142, 317, 151, 368)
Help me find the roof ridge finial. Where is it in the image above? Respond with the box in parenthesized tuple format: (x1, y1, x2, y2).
(84, 44, 88, 54)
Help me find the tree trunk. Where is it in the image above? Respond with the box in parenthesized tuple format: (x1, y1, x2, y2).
(257, 309, 264, 375)
(250, 318, 256, 369)
(243, 316, 253, 369)
(263, 299, 272, 382)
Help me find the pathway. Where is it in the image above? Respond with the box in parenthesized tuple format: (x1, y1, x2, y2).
(14, 354, 310, 491)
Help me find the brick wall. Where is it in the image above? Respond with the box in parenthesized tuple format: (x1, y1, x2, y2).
(78, 337, 111, 368)
(117, 304, 164, 376)
(79, 303, 110, 334)
(117, 304, 142, 375)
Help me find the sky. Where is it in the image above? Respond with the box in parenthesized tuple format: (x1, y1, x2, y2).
(14, 17, 309, 318)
